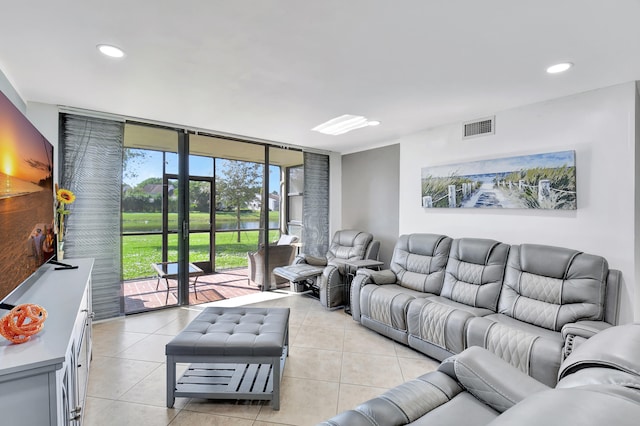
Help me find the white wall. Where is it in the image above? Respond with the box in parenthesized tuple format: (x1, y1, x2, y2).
(399, 82, 638, 323)
(26, 102, 58, 146)
(0, 68, 25, 113)
(635, 82, 640, 322)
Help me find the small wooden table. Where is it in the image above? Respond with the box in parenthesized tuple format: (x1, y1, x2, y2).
(152, 262, 204, 303)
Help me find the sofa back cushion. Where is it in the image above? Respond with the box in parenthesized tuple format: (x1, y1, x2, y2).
(390, 234, 452, 293)
(276, 234, 298, 245)
(326, 229, 373, 262)
(498, 244, 608, 331)
(440, 238, 509, 310)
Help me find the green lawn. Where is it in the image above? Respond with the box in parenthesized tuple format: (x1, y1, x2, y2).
(122, 228, 280, 280)
(122, 211, 279, 233)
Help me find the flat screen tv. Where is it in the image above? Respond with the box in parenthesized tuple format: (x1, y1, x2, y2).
(0, 89, 55, 301)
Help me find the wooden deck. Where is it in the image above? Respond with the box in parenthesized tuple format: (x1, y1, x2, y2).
(123, 267, 262, 313)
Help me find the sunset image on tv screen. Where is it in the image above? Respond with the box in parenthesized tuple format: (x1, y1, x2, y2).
(0, 91, 54, 300)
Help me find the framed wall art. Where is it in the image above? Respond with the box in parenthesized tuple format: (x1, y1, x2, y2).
(421, 150, 576, 209)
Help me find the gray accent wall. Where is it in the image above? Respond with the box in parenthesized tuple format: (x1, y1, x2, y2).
(342, 144, 399, 267)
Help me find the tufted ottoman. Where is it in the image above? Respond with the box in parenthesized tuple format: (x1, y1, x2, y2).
(166, 306, 290, 410)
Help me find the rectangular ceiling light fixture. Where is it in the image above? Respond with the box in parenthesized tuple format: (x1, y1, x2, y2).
(312, 114, 371, 136)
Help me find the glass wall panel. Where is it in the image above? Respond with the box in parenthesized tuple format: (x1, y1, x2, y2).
(214, 157, 264, 270)
(122, 124, 179, 312)
(165, 152, 178, 175)
(264, 147, 303, 288)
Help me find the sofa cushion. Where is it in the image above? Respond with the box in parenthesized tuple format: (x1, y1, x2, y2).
(277, 234, 298, 245)
(407, 298, 475, 358)
(360, 284, 429, 336)
(498, 244, 608, 331)
(409, 392, 499, 426)
(326, 230, 373, 262)
(440, 238, 509, 311)
(466, 314, 564, 387)
(426, 296, 495, 317)
(485, 385, 640, 426)
(390, 234, 452, 293)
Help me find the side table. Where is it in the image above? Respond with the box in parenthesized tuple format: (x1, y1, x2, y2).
(342, 259, 384, 314)
(152, 262, 204, 304)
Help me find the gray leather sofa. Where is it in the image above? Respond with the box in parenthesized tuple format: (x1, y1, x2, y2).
(320, 323, 640, 426)
(293, 229, 380, 309)
(351, 233, 621, 386)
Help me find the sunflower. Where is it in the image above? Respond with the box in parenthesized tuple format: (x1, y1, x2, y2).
(56, 188, 76, 204)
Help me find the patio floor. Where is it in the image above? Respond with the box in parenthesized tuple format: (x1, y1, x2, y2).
(122, 267, 264, 313)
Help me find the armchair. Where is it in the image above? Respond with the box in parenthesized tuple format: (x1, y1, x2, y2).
(247, 235, 298, 290)
(294, 229, 380, 309)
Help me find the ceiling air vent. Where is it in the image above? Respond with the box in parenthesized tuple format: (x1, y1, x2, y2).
(463, 116, 495, 139)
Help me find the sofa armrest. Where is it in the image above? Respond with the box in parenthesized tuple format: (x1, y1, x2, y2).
(350, 269, 398, 321)
(320, 371, 463, 426)
(561, 320, 612, 341)
(356, 268, 397, 284)
(438, 347, 550, 413)
(297, 254, 327, 266)
(561, 321, 612, 358)
(318, 410, 379, 426)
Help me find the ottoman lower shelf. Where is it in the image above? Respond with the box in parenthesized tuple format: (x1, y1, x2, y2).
(171, 346, 288, 407)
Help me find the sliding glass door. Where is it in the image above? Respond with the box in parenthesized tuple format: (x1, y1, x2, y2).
(122, 125, 180, 311)
(122, 123, 305, 312)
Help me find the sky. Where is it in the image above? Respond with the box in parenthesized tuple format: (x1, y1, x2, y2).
(124, 150, 281, 193)
(0, 91, 52, 183)
(421, 150, 575, 178)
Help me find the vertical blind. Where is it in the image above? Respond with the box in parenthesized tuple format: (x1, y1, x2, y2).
(60, 114, 124, 320)
(302, 152, 330, 257)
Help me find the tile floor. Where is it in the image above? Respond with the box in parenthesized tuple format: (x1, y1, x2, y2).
(86, 291, 440, 426)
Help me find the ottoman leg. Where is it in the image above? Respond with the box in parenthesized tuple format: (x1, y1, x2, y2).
(167, 355, 176, 408)
(272, 356, 281, 410)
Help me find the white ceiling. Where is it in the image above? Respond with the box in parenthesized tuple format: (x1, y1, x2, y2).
(1, 1, 640, 154)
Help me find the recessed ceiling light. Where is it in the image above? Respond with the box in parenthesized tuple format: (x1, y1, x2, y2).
(312, 114, 380, 136)
(97, 44, 125, 58)
(546, 62, 573, 74)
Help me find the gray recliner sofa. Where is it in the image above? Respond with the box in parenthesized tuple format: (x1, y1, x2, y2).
(353, 233, 452, 344)
(320, 323, 640, 426)
(466, 243, 619, 386)
(351, 233, 621, 387)
(292, 229, 380, 309)
(407, 238, 510, 361)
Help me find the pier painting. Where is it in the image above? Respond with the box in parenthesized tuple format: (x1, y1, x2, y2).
(421, 151, 576, 209)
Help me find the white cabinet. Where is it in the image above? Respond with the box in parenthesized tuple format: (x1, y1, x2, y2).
(0, 258, 94, 425)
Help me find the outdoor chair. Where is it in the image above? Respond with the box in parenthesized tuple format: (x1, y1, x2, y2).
(247, 235, 299, 289)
